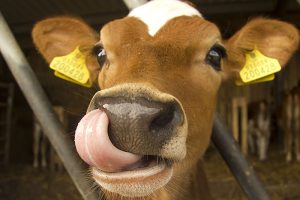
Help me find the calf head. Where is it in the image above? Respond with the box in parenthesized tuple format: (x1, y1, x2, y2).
(32, 0, 299, 198)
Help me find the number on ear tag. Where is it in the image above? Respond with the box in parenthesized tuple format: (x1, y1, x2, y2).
(49, 47, 92, 88)
(235, 74, 275, 86)
(236, 48, 281, 86)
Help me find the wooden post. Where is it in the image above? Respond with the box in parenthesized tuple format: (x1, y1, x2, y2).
(232, 98, 239, 141)
(241, 98, 248, 155)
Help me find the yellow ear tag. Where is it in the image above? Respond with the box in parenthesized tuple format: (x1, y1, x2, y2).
(235, 74, 274, 86)
(237, 48, 281, 85)
(49, 47, 92, 88)
(54, 71, 92, 87)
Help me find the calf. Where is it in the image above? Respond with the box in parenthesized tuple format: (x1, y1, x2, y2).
(248, 101, 271, 161)
(281, 87, 300, 162)
(33, 115, 47, 168)
(31, 0, 299, 199)
(33, 106, 66, 171)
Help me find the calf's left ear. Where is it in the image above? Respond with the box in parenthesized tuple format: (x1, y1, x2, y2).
(223, 18, 299, 79)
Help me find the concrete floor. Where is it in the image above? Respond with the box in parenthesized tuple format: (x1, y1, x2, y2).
(1, 145, 300, 200)
(204, 145, 300, 200)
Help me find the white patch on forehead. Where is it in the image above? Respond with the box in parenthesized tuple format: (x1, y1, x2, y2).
(128, 0, 202, 36)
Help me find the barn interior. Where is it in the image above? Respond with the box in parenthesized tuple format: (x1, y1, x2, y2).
(0, 0, 300, 199)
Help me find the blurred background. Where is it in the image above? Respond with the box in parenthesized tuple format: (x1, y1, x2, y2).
(0, 0, 300, 199)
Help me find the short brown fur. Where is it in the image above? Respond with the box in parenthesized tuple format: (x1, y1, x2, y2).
(32, 8, 298, 200)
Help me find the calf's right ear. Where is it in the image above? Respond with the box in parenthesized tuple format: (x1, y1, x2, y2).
(32, 17, 100, 82)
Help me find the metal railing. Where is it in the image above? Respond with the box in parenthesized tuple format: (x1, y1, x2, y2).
(0, 12, 99, 200)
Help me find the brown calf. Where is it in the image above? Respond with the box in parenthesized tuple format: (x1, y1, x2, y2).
(281, 87, 300, 162)
(248, 101, 271, 161)
(33, 106, 66, 171)
(31, 0, 299, 199)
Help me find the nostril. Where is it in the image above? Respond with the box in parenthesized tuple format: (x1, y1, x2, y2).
(149, 104, 182, 134)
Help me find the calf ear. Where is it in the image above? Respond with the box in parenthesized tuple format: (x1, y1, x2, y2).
(32, 17, 100, 82)
(223, 18, 299, 79)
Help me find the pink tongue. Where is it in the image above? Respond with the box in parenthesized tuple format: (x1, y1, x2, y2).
(75, 109, 142, 172)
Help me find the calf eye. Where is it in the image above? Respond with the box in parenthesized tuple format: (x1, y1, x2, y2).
(93, 45, 107, 67)
(205, 44, 226, 71)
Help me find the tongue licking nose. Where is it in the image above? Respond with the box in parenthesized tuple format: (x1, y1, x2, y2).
(75, 109, 142, 173)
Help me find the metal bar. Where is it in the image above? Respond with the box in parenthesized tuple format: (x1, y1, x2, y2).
(122, 0, 148, 10)
(0, 12, 98, 200)
(212, 115, 270, 200)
